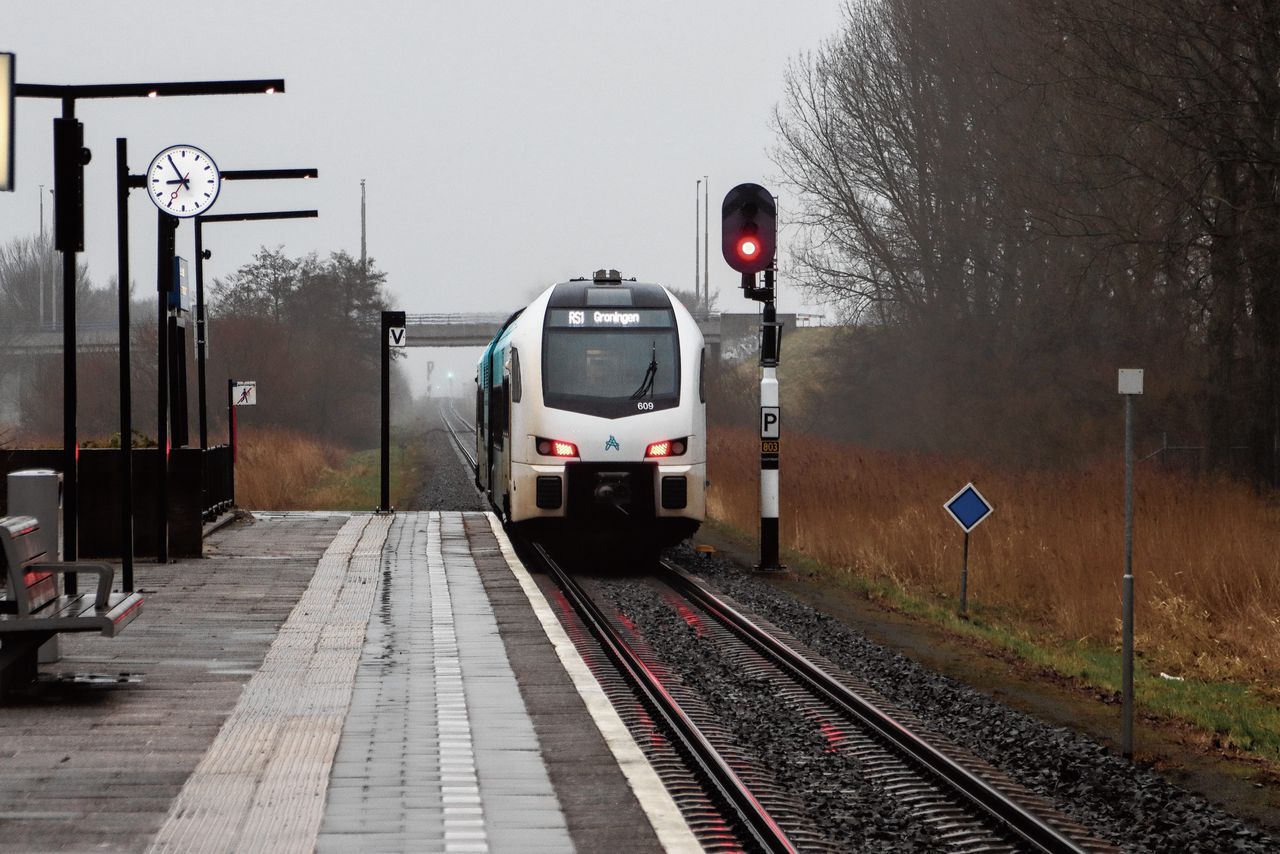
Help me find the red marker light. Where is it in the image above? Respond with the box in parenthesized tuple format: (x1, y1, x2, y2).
(646, 440, 672, 458)
(645, 438, 687, 458)
(537, 437, 579, 457)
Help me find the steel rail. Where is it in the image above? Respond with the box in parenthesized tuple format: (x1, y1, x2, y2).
(530, 544, 797, 854)
(440, 406, 477, 469)
(660, 562, 1091, 854)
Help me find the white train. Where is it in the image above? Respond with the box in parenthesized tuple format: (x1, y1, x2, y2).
(475, 269, 706, 549)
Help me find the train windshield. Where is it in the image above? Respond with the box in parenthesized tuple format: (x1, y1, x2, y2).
(543, 308, 680, 418)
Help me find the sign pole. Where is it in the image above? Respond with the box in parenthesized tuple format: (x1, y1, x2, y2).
(227, 379, 235, 503)
(1119, 368, 1143, 759)
(380, 311, 406, 512)
(944, 482, 993, 617)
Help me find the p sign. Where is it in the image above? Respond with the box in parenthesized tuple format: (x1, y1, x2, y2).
(0, 53, 13, 192)
(760, 406, 780, 439)
(388, 326, 407, 348)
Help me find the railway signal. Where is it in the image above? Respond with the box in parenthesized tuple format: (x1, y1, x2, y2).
(721, 182, 776, 277)
(723, 182, 783, 571)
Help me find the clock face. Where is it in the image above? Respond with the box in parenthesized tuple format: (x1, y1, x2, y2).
(146, 144, 221, 217)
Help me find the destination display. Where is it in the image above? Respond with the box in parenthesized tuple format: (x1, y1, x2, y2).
(546, 308, 674, 329)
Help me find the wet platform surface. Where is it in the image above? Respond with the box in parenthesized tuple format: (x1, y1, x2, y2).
(0, 511, 685, 853)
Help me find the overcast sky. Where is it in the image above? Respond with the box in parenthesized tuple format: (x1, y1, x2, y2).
(2, 0, 844, 391)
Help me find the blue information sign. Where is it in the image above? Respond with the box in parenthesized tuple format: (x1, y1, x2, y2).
(944, 483, 993, 533)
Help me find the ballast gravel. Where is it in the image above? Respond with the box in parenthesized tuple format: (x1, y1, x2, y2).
(665, 542, 1279, 853)
(599, 575, 940, 852)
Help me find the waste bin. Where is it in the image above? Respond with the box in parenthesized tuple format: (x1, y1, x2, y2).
(7, 469, 62, 560)
(6, 469, 64, 662)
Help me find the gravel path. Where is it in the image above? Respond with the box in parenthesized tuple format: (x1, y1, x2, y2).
(667, 542, 1280, 853)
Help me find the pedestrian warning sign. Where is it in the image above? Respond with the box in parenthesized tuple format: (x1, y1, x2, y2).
(232, 381, 257, 406)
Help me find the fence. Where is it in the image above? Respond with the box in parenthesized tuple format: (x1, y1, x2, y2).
(1, 445, 236, 558)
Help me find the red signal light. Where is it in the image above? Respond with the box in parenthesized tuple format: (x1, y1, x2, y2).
(737, 237, 759, 260)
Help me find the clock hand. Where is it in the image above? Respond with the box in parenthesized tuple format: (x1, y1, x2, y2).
(167, 154, 183, 179)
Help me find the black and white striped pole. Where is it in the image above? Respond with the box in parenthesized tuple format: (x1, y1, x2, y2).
(759, 275, 782, 570)
(723, 183, 782, 571)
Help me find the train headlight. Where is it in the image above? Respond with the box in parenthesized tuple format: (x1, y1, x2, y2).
(645, 438, 687, 458)
(536, 437, 579, 458)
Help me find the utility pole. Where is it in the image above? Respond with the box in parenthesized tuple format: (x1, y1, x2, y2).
(38, 184, 44, 326)
(360, 178, 367, 270)
(703, 175, 709, 313)
(694, 178, 701, 307)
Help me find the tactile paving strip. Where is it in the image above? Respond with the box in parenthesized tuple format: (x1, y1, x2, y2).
(147, 514, 391, 854)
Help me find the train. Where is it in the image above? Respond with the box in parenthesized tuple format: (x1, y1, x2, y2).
(475, 269, 707, 551)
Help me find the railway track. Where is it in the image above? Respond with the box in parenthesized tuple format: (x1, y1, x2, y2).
(441, 401, 476, 469)
(440, 404, 1111, 852)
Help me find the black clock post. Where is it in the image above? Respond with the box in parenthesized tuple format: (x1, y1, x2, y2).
(155, 210, 179, 563)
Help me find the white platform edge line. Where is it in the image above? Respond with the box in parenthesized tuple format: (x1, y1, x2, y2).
(483, 513, 701, 854)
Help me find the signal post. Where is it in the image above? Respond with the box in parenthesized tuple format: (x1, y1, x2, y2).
(722, 183, 782, 571)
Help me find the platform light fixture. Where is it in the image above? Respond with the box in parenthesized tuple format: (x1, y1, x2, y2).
(0, 53, 12, 192)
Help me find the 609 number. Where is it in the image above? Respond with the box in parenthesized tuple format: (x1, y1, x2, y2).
(636, 401, 655, 411)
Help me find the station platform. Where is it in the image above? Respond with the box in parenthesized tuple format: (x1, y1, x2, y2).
(0, 511, 698, 853)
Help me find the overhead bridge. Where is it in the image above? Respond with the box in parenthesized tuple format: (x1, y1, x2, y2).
(0, 313, 726, 356)
(0, 323, 122, 356)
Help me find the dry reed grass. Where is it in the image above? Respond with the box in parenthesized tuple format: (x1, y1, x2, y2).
(233, 427, 346, 510)
(708, 427, 1280, 691)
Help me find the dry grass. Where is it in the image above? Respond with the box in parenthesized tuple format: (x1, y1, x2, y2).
(234, 427, 347, 510)
(708, 427, 1280, 692)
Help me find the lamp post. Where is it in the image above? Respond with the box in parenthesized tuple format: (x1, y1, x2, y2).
(16, 77, 283, 580)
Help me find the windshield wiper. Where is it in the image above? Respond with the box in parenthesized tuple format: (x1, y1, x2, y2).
(629, 341, 658, 400)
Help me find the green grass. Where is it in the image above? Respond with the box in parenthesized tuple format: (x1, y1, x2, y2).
(309, 435, 423, 510)
(704, 518, 1280, 763)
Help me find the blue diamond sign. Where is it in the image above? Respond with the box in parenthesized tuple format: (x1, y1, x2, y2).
(944, 483, 993, 533)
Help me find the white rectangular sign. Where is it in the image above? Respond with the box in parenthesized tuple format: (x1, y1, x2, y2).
(760, 406, 780, 439)
(388, 326, 407, 348)
(231, 381, 257, 406)
(1118, 368, 1143, 395)
(0, 53, 13, 192)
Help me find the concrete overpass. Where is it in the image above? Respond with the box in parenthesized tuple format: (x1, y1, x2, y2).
(0, 322, 122, 356)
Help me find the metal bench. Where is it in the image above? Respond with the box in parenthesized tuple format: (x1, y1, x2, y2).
(0, 515, 144, 691)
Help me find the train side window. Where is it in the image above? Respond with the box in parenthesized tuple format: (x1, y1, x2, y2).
(699, 347, 706, 403)
(511, 348, 522, 403)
